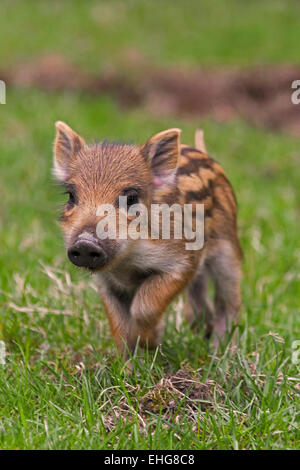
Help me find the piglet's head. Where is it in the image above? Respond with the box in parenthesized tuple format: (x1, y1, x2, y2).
(53, 121, 181, 272)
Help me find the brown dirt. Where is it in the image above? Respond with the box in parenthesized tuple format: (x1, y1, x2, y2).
(140, 364, 223, 418)
(2, 53, 300, 136)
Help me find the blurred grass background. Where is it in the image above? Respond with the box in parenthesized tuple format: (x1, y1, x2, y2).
(0, 0, 299, 450)
(1, 0, 300, 68)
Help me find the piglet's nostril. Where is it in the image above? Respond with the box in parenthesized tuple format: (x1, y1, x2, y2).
(70, 250, 80, 257)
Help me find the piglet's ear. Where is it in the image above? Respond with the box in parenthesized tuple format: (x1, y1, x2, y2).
(53, 121, 85, 181)
(141, 128, 181, 185)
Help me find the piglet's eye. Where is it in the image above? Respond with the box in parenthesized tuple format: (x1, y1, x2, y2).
(118, 188, 140, 208)
(68, 192, 75, 204)
(127, 192, 139, 207)
(64, 190, 76, 206)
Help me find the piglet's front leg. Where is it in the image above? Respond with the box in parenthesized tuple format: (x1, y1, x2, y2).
(127, 271, 189, 353)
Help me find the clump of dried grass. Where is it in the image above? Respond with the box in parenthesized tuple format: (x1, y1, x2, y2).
(140, 364, 224, 419)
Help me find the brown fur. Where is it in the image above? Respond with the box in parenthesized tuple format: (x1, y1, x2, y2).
(53, 123, 242, 356)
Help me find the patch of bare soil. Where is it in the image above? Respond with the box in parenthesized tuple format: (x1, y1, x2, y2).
(143, 65, 300, 136)
(2, 53, 300, 136)
(99, 364, 224, 433)
(140, 364, 224, 419)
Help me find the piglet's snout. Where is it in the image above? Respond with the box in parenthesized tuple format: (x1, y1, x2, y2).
(67, 238, 107, 269)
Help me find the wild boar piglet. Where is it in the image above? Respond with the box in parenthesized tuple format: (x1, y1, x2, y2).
(53, 122, 242, 356)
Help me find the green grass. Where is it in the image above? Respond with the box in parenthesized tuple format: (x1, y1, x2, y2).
(0, 90, 299, 449)
(1, 0, 300, 69)
(0, 0, 299, 451)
